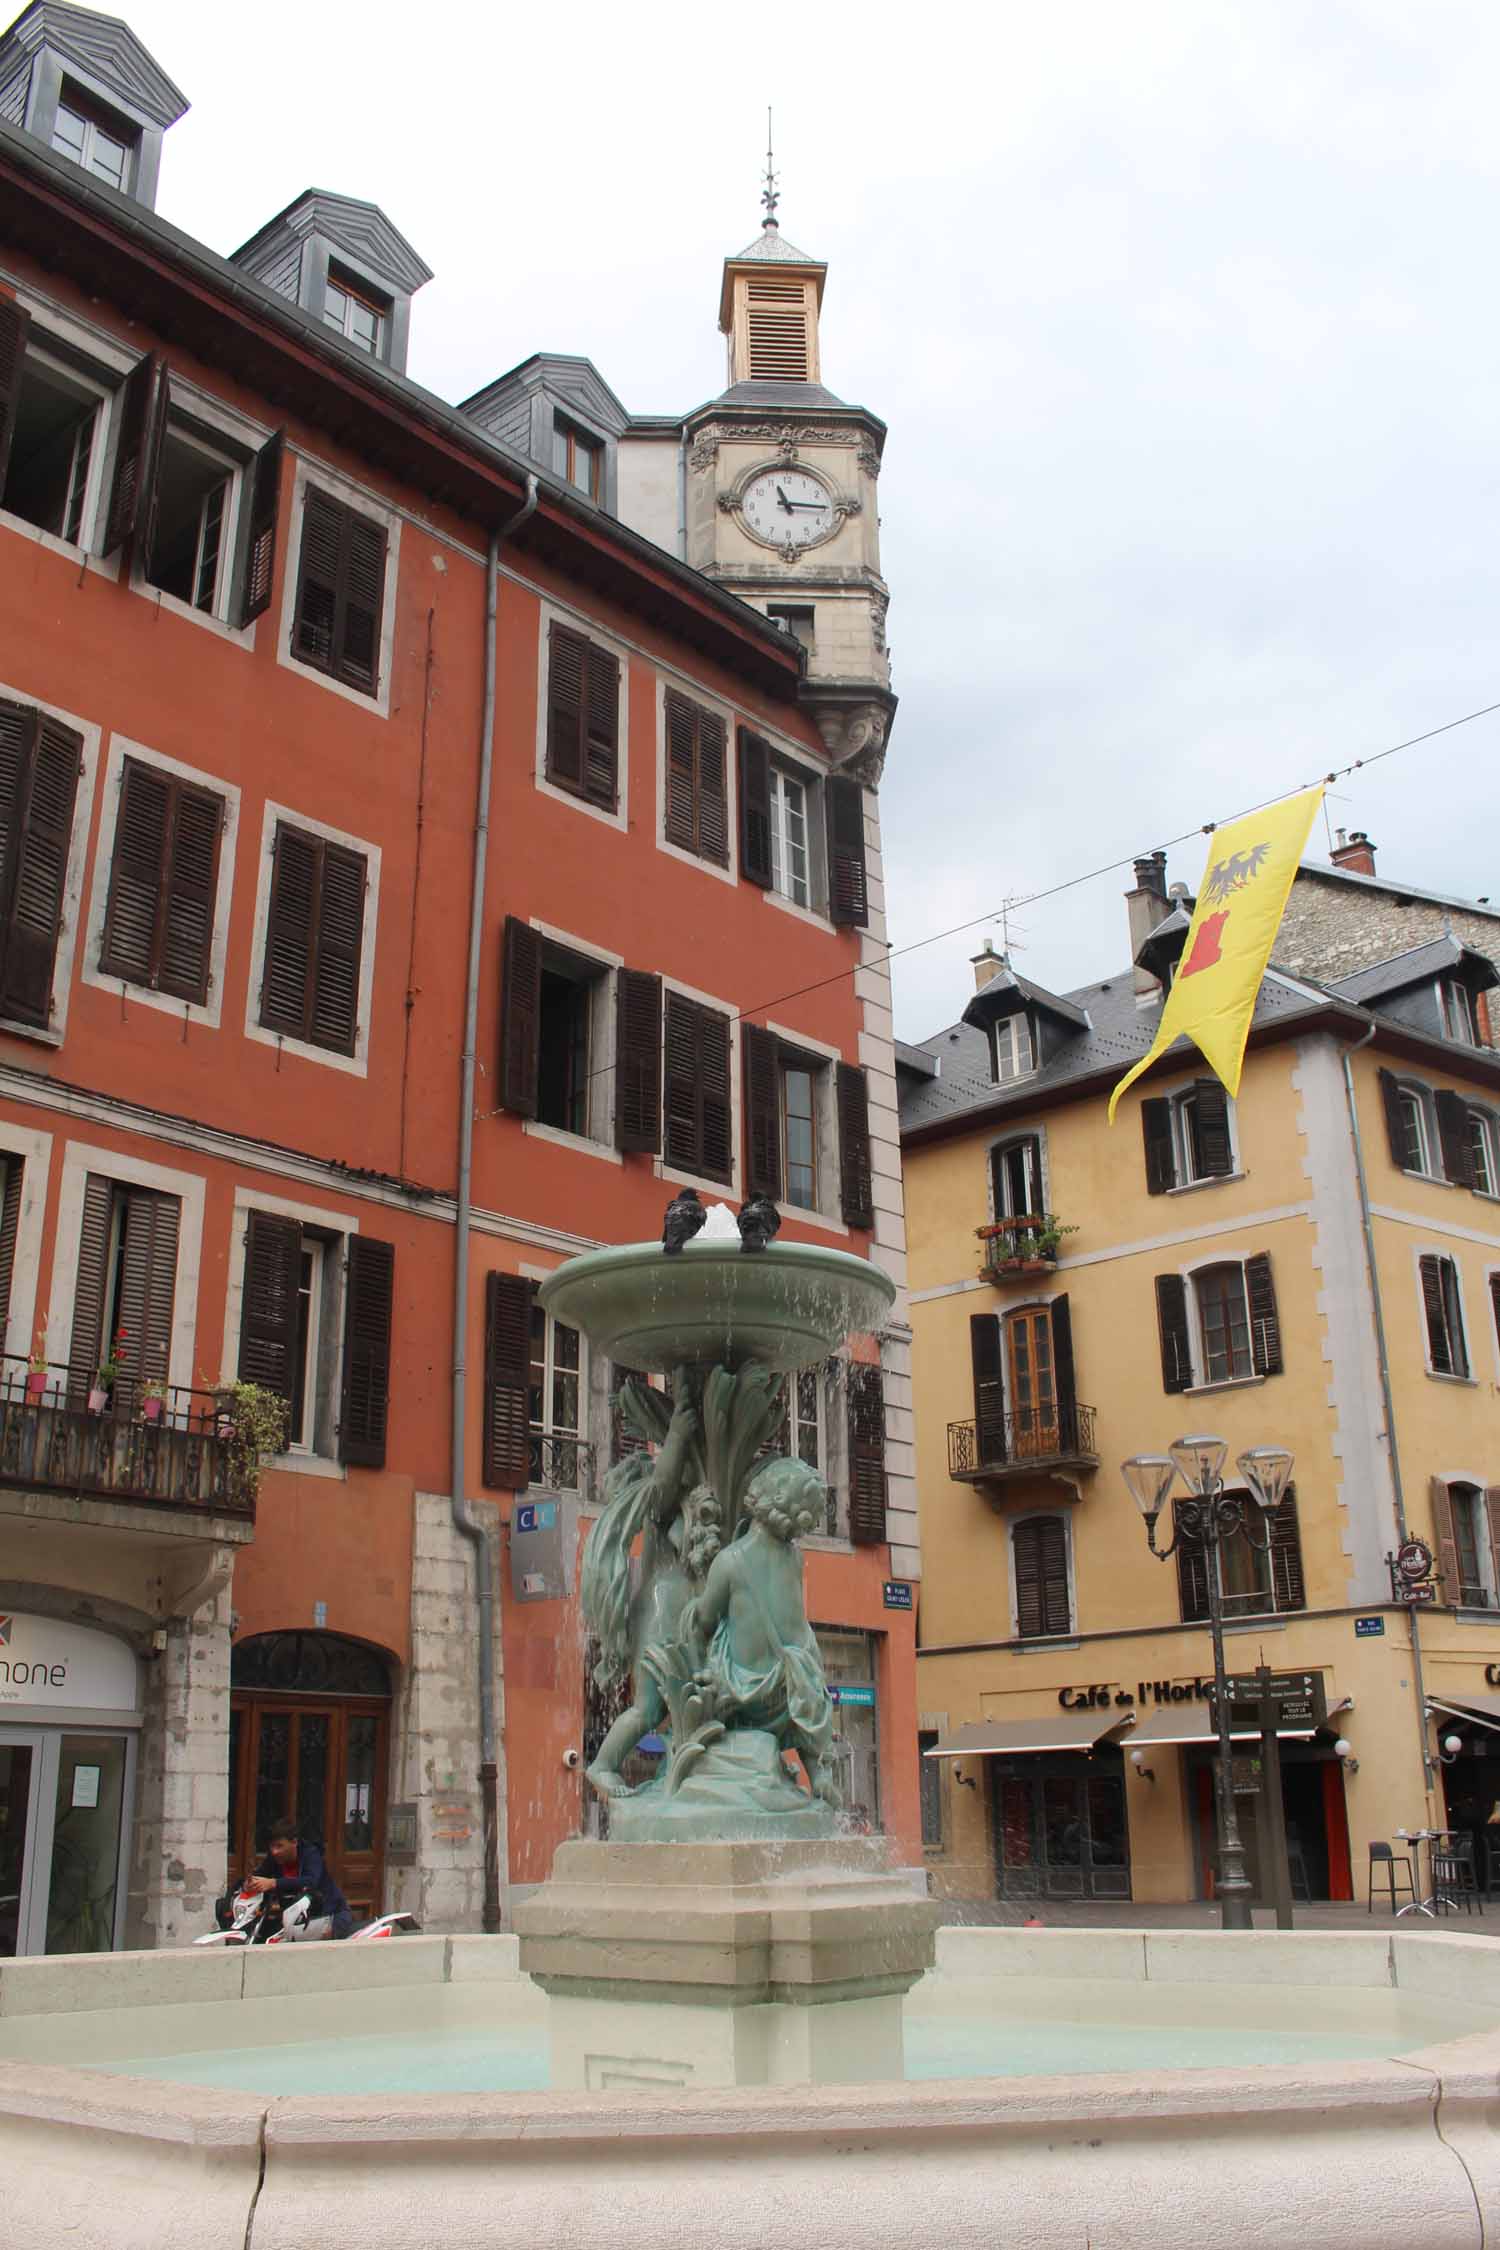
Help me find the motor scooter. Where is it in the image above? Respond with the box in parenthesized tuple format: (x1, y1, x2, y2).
(195, 1883, 419, 1945)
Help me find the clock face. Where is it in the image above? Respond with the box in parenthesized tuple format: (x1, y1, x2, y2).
(740, 466, 836, 550)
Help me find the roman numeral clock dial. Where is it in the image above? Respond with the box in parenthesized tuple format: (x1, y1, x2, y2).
(740, 467, 836, 552)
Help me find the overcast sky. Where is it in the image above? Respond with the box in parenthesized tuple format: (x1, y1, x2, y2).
(127, 0, 1500, 1040)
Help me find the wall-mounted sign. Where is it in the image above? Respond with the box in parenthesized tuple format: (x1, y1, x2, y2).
(1058, 1671, 1327, 1725)
(510, 1498, 571, 1602)
(831, 1684, 876, 1709)
(1355, 1617, 1386, 1638)
(0, 1613, 140, 1711)
(515, 1502, 557, 1534)
(882, 1582, 913, 1612)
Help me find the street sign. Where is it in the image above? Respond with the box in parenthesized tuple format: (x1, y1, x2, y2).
(883, 1581, 913, 1611)
(1222, 1671, 1327, 1728)
(1354, 1616, 1386, 1638)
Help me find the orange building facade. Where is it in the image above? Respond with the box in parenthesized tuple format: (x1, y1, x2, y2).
(0, 6, 918, 1951)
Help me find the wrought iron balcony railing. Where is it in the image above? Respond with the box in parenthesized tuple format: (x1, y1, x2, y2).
(528, 1429, 596, 1500)
(976, 1216, 1070, 1279)
(0, 1355, 251, 1516)
(948, 1402, 1099, 1481)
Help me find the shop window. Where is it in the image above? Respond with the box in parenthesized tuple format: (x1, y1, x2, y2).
(1175, 1485, 1306, 1621)
(1141, 1080, 1235, 1192)
(1012, 1513, 1071, 1639)
(237, 1210, 394, 1467)
(1419, 1252, 1469, 1378)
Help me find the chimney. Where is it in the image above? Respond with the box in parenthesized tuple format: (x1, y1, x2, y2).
(1126, 851, 1169, 997)
(970, 940, 1007, 993)
(1330, 829, 1376, 878)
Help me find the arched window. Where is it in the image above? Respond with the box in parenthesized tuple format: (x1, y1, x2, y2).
(231, 1631, 392, 1698)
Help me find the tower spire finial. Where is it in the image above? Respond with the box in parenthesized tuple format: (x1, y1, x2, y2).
(761, 106, 779, 230)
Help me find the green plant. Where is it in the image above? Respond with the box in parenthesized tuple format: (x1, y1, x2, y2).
(1034, 1216, 1079, 1258)
(96, 1325, 129, 1389)
(220, 1380, 290, 1500)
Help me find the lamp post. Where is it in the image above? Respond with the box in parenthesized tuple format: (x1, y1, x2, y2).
(1121, 1434, 1294, 1932)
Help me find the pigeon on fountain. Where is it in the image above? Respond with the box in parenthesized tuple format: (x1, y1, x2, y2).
(736, 1194, 781, 1253)
(661, 1186, 707, 1254)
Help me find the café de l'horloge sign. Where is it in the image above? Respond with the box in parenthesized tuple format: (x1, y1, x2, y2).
(1058, 1672, 1327, 1727)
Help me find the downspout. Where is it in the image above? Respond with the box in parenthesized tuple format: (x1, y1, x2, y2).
(1340, 1022, 1436, 1793)
(454, 473, 538, 1933)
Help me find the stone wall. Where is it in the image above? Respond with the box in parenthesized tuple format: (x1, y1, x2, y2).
(125, 1587, 232, 1949)
(1279, 870, 1500, 1045)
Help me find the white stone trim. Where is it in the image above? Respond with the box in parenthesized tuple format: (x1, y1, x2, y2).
(908, 1201, 1317, 1300)
(0, 677, 100, 1049)
(81, 733, 241, 1030)
(653, 675, 738, 888)
(243, 798, 381, 1078)
(0, 1119, 51, 1364)
(1369, 1202, 1500, 1250)
(275, 455, 401, 716)
(46, 1140, 205, 1391)
(532, 602, 631, 832)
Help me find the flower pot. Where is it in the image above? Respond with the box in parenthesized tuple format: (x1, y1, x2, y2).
(87, 1386, 108, 1414)
(24, 1369, 47, 1401)
(142, 1395, 165, 1425)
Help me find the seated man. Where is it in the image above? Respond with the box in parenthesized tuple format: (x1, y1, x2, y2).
(249, 1816, 355, 1940)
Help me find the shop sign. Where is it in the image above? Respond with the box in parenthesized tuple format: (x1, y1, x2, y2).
(830, 1685, 876, 1708)
(1354, 1617, 1385, 1638)
(882, 1582, 913, 1611)
(1484, 1665, 1500, 1689)
(1057, 1671, 1327, 1725)
(0, 1613, 139, 1711)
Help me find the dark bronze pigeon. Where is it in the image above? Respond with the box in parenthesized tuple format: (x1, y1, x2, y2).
(662, 1186, 707, 1254)
(737, 1194, 781, 1252)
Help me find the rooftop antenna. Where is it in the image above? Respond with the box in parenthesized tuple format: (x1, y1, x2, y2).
(761, 106, 779, 230)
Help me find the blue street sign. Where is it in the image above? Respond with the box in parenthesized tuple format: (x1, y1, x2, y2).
(831, 1684, 876, 1708)
(515, 1501, 557, 1534)
(1354, 1616, 1385, 1638)
(883, 1581, 913, 1611)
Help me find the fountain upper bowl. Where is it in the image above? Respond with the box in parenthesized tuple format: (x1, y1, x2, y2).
(537, 1237, 896, 1374)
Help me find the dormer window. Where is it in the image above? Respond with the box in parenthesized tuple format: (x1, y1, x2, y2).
(1439, 976, 1479, 1045)
(553, 418, 602, 500)
(991, 1014, 1034, 1085)
(323, 269, 388, 357)
(51, 84, 136, 191)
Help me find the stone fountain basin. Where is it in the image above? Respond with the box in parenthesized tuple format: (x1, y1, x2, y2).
(537, 1237, 896, 1374)
(3, 1928, 1500, 2247)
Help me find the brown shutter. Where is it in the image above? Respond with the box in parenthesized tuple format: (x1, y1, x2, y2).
(743, 1022, 781, 1197)
(827, 775, 869, 928)
(114, 1187, 179, 1396)
(500, 916, 542, 1118)
(1268, 1483, 1306, 1611)
(837, 1062, 874, 1227)
(1435, 1090, 1475, 1186)
(1050, 1295, 1078, 1449)
(1431, 1475, 1461, 1603)
(336, 509, 386, 692)
(340, 1236, 394, 1467)
(99, 758, 169, 989)
(0, 294, 31, 495)
(697, 709, 729, 867)
(1378, 1068, 1409, 1168)
(699, 1005, 733, 1182)
(138, 366, 171, 583)
(1013, 1519, 1045, 1638)
(260, 823, 318, 1039)
(66, 1173, 113, 1408)
(1141, 1097, 1175, 1194)
(1175, 1504, 1210, 1622)
(0, 713, 81, 1029)
(1419, 1253, 1454, 1374)
(1155, 1273, 1192, 1393)
(738, 728, 773, 887)
(545, 623, 586, 794)
(583, 641, 620, 809)
(614, 968, 661, 1153)
(663, 691, 697, 852)
(308, 841, 364, 1055)
(970, 1312, 1006, 1465)
(239, 428, 284, 627)
(1486, 1488, 1500, 1610)
(1246, 1251, 1282, 1376)
(846, 1360, 887, 1546)
(1038, 1516, 1071, 1635)
(158, 783, 223, 1005)
(292, 486, 342, 672)
(482, 1270, 534, 1489)
(101, 352, 157, 556)
(237, 1208, 302, 1403)
(1491, 1273, 1500, 1356)
(0, 1154, 21, 1337)
(1193, 1081, 1234, 1178)
(662, 990, 701, 1174)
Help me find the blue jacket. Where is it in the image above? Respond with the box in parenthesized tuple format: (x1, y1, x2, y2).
(256, 1841, 355, 1938)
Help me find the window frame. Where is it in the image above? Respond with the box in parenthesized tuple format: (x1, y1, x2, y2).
(1467, 1105, 1500, 1198)
(132, 388, 259, 637)
(46, 1142, 204, 1403)
(528, 1302, 585, 1493)
(1009, 1508, 1074, 1641)
(533, 604, 630, 832)
(990, 1012, 1035, 1086)
(552, 416, 603, 501)
(767, 762, 812, 910)
(0, 1121, 50, 1366)
(224, 1188, 361, 1480)
(1193, 1260, 1254, 1386)
(50, 82, 139, 192)
(244, 800, 380, 1078)
(658, 974, 740, 1196)
(757, 1018, 849, 1235)
(989, 1130, 1045, 1222)
(276, 459, 400, 716)
(0, 322, 124, 564)
(1397, 1082, 1438, 1177)
(1417, 1249, 1471, 1381)
(322, 267, 390, 359)
(1439, 977, 1480, 1046)
(521, 918, 622, 1162)
(1448, 1480, 1493, 1609)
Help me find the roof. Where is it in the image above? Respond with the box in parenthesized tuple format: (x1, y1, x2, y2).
(714, 378, 848, 409)
(727, 224, 822, 267)
(894, 1039, 938, 1081)
(961, 961, 1090, 1035)
(0, 0, 188, 126)
(1330, 936, 1499, 1006)
(232, 188, 433, 294)
(1298, 858, 1500, 925)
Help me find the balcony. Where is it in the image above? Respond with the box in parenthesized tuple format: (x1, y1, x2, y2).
(0, 1356, 252, 1519)
(529, 1430, 597, 1502)
(948, 1402, 1099, 1485)
(976, 1216, 1072, 1284)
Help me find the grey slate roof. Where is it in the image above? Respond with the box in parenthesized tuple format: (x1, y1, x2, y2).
(961, 963, 1090, 1035)
(714, 379, 848, 409)
(728, 225, 822, 267)
(1329, 936, 1498, 1005)
(0, 0, 187, 125)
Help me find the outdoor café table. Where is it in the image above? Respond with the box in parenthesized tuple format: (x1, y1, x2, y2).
(1393, 1827, 1442, 1917)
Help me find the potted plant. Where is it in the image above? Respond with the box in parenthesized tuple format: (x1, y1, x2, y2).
(1034, 1217, 1079, 1262)
(219, 1380, 290, 1502)
(91, 1326, 127, 1414)
(140, 1376, 168, 1425)
(25, 1335, 49, 1402)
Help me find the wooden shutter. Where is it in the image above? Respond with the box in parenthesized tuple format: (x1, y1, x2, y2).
(100, 761, 222, 1005)
(482, 1270, 534, 1489)
(159, 784, 223, 1004)
(582, 640, 620, 809)
(738, 728, 773, 887)
(1246, 1251, 1283, 1376)
(1419, 1253, 1455, 1374)
(1486, 1488, 1500, 1611)
(66, 1173, 113, 1408)
(614, 968, 661, 1152)
(827, 775, 869, 928)
(970, 1312, 1006, 1465)
(663, 993, 732, 1183)
(846, 1360, 887, 1546)
(1268, 1484, 1306, 1611)
(837, 1062, 874, 1227)
(1175, 1504, 1210, 1622)
(237, 1209, 302, 1403)
(138, 367, 171, 582)
(699, 1005, 732, 1182)
(1377, 1068, 1409, 1168)
(1014, 1517, 1069, 1638)
(0, 710, 81, 1029)
(101, 351, 157, 555)
(336, 510, 385, 691)
(545, 623, 586, 795)
(1491, 1273, 1500, 1356)
(1141, 1097, 1175, 1194)
(260, 825, 363, 1054)
(340, 1236, 394, 1467)
(114, 1187, 179, 1393)
(260, 823, 317, 1039)
(499, 916, 542, 1117)
(743, 1023, 782, 1197)
(663, 690, 697, 852)
(292, 486, 342, 672)
(1155, 1273, 1192, 1393)
(1435, 1090, 1475, 1186)
(0, 1155, 21, 1341)
(1193, 1081, 1234, 1177)
(239, 428, 284, 626)
(1050, 1294, 1078, 1448)
(1431, 1475, 1461, 1604)
(0, 294, 30, 494)
(308, 841, 364, 1055)
(697, 709, 729, 867)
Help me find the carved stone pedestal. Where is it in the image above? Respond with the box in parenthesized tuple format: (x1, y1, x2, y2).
(514, 1836, 939, 2091)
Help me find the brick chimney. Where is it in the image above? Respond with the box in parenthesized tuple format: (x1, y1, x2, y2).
(1126, 851, 1169, 997)
(970, 939, 1007, 993)
(1330, 829, 1376, 877)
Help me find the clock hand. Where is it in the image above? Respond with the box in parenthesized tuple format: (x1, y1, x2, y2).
(785, 500, 825, 511)
(776, 484, 793, 511)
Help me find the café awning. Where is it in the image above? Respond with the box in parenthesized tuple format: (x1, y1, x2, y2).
(1428, 1694, 1500, 1737)
(1127, 1705, 1318, 1747)
(925, 1710, 1134, 1758)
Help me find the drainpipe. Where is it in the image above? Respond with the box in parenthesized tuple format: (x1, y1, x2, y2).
(453, 474, 538, 1933)
(1340, 1022, 1436, 1793)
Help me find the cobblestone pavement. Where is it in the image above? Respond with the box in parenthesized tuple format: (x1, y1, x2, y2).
(935, 1893, 1499, 1935)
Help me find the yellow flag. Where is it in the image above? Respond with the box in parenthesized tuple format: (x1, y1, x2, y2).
(1108, 785, 1325, 1123)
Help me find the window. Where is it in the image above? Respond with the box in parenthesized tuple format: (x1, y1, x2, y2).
(917, 1731, 944, 1850)
(663, 990, 733, 1183)
(529, 1304, 582, 1490)
(1419, 1252, 1469, 1377)
(768, 766, 812, 908)
(781, 1057, 817, 1207)
(66, 1173, 179, 1408)
(968, 1298, 1080, 1467)
(990, 1013, 1034, 1085)
(51, 87, 136, 190)
(1142, 1080, 1235, 1193)
(742, 1024, 872, 1223)
(0, 696, 83, 1031)
(663, 691, 729, 866)
(291, 486, 387, 695)
(1432, 1478, 1498, 1609)
(322, 270, 388, 357)
(766, 604, 815, 653)
(1396, 1085, 1433, 1175)
(1155, 1254, 1282, 1392)
(1439, 978, 1479, 1045)
(237, 1210, 394, 1465)
(498, 919, 623, 1147)
(0, 329, 107, 547)
(552, 419, 602, 500)
(1012, 1515, 1071, 1638)
(144, 420, 237, 615)
(1469, 1109, 1499, 1197)
(991, 1133, 1043, 1221)
(544, 624, 619, 810)
(1378, 1067, 1496, 1188)
(846, 1360, 887, 1546)
(98, 759, 224, 1004)
(0, 1154, 24, 1350)
(258, 822, 367, 1057)
(1175, 1487, 1306, 1621)
(738, 730, 826, 912)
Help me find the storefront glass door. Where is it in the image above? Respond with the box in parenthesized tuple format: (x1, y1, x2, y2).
(0, 1733, 41, 1956)
(990, 1752, 1131, 1900)
(0, 1726, 131, 1954)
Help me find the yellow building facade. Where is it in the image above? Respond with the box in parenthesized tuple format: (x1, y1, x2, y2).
(900, 878, 1500, 1909)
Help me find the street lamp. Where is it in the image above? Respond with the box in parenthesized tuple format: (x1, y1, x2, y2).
(1121, 1432, 1294, 1931)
